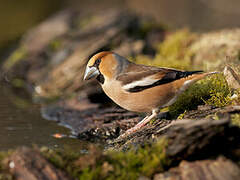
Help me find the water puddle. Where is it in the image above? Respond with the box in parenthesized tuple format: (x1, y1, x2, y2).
(0, 83, 85, 151)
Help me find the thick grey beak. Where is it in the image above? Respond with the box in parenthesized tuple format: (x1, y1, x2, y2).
(83, 66, 100, 80)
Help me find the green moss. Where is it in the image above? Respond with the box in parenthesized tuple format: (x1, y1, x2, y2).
(108, 139, 169, 179)
(169, 74, 231, 118)
(231, 114, 240, 127)
(3, 46, 27, 70)
(203, 74, 231, 107)
(132, 29, 196, 70)
(11, 78, 25, 88)
(204, 91, 231, 107)
(41, 139, 169, 180)
(40, 146, 82, 175)
(154, 29, 195, 69)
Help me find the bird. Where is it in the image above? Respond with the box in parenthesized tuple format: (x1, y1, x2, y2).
(84, 51, 217, 138)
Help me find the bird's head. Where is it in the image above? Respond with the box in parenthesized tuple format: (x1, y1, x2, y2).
(84, 51, 121, 83)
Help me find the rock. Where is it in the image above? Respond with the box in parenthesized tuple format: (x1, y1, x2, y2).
(5, 147, 70, 180)
(223, 65, 240, 90)
(154, 157, 240, 180)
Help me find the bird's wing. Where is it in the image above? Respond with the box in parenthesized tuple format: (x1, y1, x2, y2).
(116, 65, 203, 92)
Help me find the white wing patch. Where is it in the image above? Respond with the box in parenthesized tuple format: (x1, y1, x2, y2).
(122, 75, 159, 91)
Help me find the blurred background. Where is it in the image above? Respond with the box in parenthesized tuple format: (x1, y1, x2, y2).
(1, 0, 240, 52)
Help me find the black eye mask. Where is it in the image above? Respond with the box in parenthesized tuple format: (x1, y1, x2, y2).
(93, 58, 105, 84)
(89, 58, 101, 68)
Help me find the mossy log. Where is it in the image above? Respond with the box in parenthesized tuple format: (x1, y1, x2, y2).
(112, 107, 240, 159)
(154, 157, 240, 180)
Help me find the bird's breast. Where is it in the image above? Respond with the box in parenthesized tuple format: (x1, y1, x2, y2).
(101, 79, 176, 113)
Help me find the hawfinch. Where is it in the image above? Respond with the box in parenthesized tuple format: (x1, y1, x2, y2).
(84, 51, 216, 137)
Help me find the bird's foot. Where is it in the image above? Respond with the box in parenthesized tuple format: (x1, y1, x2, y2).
(117, 109, 159, 139)
(118, 122, 146, 139)
(118, 115, 155, 139)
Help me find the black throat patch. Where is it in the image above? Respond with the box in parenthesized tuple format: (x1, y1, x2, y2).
(96, 74, 105, 84)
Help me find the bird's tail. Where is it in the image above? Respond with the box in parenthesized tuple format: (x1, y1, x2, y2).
(185, 70, 204, 76)
(174, 71, 220, 93)
(177, 70, 203, 79)
(187, 71, 219, 81)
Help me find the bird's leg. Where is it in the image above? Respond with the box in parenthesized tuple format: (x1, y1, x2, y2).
(119, 109, 159, 138)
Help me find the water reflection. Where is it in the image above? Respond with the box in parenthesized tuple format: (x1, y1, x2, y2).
(0, 82, 84, 151)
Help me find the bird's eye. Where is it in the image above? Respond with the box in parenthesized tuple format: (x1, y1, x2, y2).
(95, 58, 101, 66)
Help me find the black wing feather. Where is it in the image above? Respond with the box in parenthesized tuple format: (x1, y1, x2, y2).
(127, 70, 203, 93)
